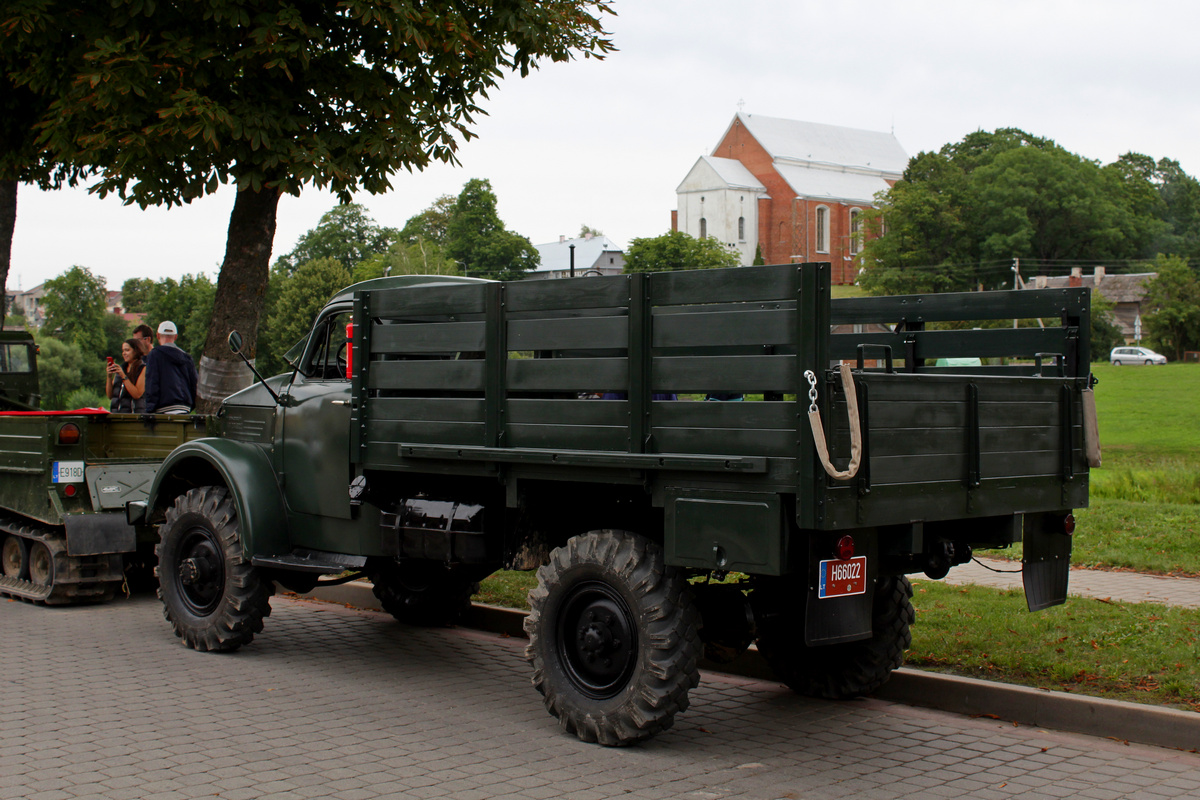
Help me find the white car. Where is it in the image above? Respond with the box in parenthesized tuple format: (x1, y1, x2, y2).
(1110, 346, 1167, 365)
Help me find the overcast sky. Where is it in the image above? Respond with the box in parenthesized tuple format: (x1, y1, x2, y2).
(9, 0, 1198, 292)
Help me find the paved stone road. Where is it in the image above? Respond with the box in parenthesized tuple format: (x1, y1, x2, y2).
(939, 558, 1200, 608)
(4, 594, 1200, 800)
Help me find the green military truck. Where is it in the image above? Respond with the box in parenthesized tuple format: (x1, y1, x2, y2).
(0, 331, 209, 603)
(141, 263, 1095, 745)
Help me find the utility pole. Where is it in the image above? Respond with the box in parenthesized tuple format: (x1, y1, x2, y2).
(1012, 258, 1021, 329)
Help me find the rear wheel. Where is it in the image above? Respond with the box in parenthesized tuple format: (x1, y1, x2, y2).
(524, 530, 701, 746)
(156, 486, 272, 651)
(1, 535, 28, 580)
(755, 575, 914, 699)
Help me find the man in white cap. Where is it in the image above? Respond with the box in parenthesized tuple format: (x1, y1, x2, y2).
(143, 320, 199, 414)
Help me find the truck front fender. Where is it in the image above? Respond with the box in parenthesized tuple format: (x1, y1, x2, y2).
(146, 438, 288, 559)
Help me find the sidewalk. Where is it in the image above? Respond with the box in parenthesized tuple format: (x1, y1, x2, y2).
(936, 556, 1200, 608)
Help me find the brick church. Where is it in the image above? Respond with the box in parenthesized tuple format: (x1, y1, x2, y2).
(673, 114, 908, 284)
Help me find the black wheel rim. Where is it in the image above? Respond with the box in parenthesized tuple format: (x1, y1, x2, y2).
(28, 541, 52, 585)
(1, 537, 26, 579)
(555, 580, 638, 699)
(175, 526, 225, 615)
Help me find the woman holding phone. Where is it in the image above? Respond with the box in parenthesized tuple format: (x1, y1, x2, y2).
(106, 338, 149, 413)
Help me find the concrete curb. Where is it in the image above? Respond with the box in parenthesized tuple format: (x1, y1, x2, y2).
(295, 581, 1200, 752)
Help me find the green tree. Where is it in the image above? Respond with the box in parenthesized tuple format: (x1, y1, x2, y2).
(399, 195, 457, 245)
(33, 335, 85, 410)
(119, 277, 155, 312)
(142, 275, 217, 363)
(1150, 158, 1200, 262)
(266, 258, 352, 366)
(354, 240, 459, 282)
(274, 203, 398, 276)
(752, 244, 765, 266)
(41, 265, 108, 355)
(859, 129, 1165, 295)
(445, 179, 540, 281)
(5, 0, 614, 411)
(579, 224, 603, 238)
(623, 230, 740, 273)
(1142, 254, 1200, 361)
(253, 262, 291, 377)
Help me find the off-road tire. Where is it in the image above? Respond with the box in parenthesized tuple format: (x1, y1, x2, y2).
(156, 486, 273, 652)
(756, 575, 914, 699)
(370, 561, 481, 627)
(524, 530, 702, 746)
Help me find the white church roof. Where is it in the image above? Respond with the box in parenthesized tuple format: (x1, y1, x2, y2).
(676, 155, 768, 194)
(773, 164, 895, 206)
(726, 113, 909, 176)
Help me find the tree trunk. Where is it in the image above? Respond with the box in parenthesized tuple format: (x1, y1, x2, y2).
(195, 187, 280, 414)
(0, 180, 16, 330)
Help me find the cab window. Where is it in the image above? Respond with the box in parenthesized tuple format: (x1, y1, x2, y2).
(305, 311, 351, 380)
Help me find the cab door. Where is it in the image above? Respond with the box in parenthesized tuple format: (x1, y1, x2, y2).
(279, 308, 354, 519)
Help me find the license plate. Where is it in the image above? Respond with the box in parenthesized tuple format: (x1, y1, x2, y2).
(818, 556, 867, 599)
(52, 461, 85, 484)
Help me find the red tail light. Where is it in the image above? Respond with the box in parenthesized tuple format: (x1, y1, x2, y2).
(835, 535, 856, 561)
(345, 321, 354, 380)
(57, 423, 81, 445)
(1063, 514, 1076, 535)
(64, 484, 77, 497)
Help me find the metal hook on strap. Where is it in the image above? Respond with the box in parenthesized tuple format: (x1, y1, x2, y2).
(804, 364, 862, 481)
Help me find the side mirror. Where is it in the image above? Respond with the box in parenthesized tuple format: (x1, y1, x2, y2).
(227, 330, 244, 355)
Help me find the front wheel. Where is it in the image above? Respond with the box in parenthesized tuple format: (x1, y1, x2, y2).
(524, 530, 701, 746)
(156, 486, 272, 652)
(755, 575, 914, 699)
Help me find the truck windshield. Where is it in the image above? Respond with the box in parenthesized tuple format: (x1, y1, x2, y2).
(282, 337, 307, 371)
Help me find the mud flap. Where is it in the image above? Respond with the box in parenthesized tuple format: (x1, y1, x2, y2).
(804, 534, 875, 645)
(64, 513, 137, 556)
(1022, 512, 1073, 611)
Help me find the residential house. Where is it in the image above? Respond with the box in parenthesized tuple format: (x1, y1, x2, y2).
(1029, 267, 1156, 342)
(529, 234, 625, 280)
(5, 284, 46, 328)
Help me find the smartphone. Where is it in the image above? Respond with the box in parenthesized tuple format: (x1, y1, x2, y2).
(106, 356, 114, 367)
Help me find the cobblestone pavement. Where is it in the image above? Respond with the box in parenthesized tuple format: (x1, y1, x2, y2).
(4, 594, 1200, 800)
(936, 557, 1200, 608)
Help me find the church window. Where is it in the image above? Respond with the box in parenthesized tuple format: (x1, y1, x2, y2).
(816, 206, 830, 253)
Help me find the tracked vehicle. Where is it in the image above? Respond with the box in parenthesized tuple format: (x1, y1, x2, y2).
(0, 332, 208, 603)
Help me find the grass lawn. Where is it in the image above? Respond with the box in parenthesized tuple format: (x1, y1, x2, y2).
(908, 581, 1200, 712)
